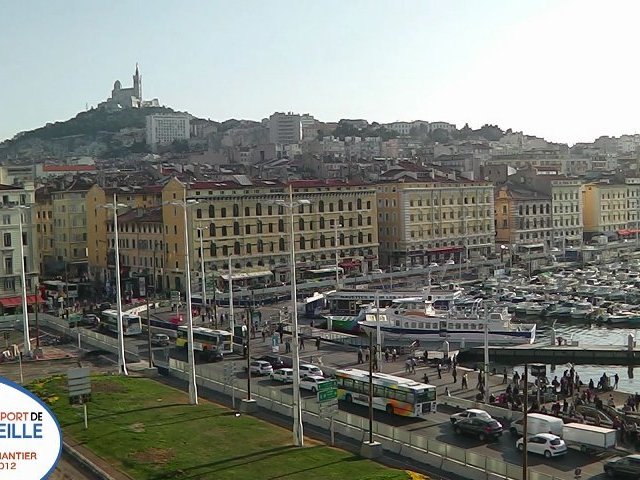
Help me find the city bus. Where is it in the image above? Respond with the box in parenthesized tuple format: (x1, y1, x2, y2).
(334, 368, 437, 417)
(303, 267, 343, 282)
(98, 309, 142, 336)
(176, 325, 233, 355)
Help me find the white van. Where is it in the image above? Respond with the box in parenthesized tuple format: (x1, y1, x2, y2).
(510, 413, 564, 437)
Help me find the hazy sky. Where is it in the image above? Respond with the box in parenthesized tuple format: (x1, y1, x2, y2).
(1, 0, 639, 144)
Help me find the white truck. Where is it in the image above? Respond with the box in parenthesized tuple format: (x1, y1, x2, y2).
(562, 423, 617, 453)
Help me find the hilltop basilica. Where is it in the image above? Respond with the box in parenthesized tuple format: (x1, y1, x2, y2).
(98, 64, 159, 111)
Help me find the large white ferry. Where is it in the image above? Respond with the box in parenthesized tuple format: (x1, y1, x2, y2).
(358, 298, 536, 345)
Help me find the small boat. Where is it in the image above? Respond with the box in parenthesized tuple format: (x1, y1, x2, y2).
(569, 302, 595, 319)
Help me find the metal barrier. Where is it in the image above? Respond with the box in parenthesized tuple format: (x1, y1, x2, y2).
(165, 358, 568, 480)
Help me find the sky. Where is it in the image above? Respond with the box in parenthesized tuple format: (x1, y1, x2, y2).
(1, 0, 639, 145)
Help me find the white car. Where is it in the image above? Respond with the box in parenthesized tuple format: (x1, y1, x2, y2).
(299, 375, 326, 393)
(249, 360, 273, 376)
(299, 364, 323, 378)
(428, 262, 439, 268)
(450, 408, 492, 425)
(516, 433, 567, 458)
(270, 368, 294, 383)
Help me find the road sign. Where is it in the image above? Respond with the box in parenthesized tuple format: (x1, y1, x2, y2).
(319, 402, 339, 416)
(530, 364, 546, 377)
(68, 367, 91, 403)
(317, 379, 337, 403)
(170, 291, 181, 302)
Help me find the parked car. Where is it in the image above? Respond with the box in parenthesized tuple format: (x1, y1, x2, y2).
(201, 349, 223, 362)
(270, 368, 294, 383)
(299, 375, 325, 393)
(453, 417, 503, 441)
(516, 433, 567, 458)
(603, 454, 640, 478)
(371, 269, 384, 275)
(98, 302, 111, 311)
(151, 333, 170, 347)
(257, 355, 291, 369)
(299, 364, 323, 378)
(249, 360, 273, 376)
(450, 408, 491, 425)
(80, 314, 100, 327)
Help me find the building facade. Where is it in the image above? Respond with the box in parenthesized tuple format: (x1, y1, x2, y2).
(377, 179, 495, 268)
(34, 187, 54, 276)
(161, 178, 379, 293)
(269, 112, 302, 145)
(145, 113, 191, 149)
(582, 182, 629, 239)
(0, 184, 39, 314)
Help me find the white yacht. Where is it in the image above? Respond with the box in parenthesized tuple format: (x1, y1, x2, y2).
(358, 298, 536, 345)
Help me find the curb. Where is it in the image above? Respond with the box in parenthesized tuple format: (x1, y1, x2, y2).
(62, 441, 118, 480)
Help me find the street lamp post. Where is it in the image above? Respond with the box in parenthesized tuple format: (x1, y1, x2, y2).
(228, 255, 234, 338)
(334, 220, 342, 290)
(100, 195, 129, 375)
(167, 194, 199, 405)
(271, 186, 311, 447)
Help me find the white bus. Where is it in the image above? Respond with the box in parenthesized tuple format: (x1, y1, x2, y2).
(42, 280, 78, 303)
(176, 325, 233, 355)
(98, 309, 142, 336)
(334, 368, 437, 417)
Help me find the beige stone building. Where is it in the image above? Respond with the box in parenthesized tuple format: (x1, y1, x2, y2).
(161, 178, 379, 292)
(34, 187, 54, 275)
(86, 184, 163, 290)
(376, 178, 495, 268)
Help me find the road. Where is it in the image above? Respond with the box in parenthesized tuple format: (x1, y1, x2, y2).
(125, 326, 612, 480)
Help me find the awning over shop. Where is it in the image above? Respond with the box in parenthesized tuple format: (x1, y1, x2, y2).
(521, 243, 544, 249)
(339, 260, 361, 269)
(617, 229, 640, 237)
(427, 246, 464, 254)
(219, 270, 273, 281)
(0, 295, 38, 308)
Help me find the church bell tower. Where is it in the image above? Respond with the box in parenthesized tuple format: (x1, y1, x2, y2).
(133, 63, 142, 101)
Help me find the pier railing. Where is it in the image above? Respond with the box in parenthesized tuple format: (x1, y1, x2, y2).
(165, 358, 570, 480)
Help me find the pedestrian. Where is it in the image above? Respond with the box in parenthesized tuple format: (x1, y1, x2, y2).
(445, 387, 451, 397)
(502, 367, 508, 385)
(462, 373, 468, 389)
(365, 348, 370, 363)
(615, 373, 620, 390)
(423, 373, 429, 384)
(411, 357, 417, 374)
(262, 329, 266, 343)
(405, 358, 411, 373)
(452, 368, 458, 384)
(316, 337, 321, 350)
(357, 348, 363, 364)
(392, 348, 397, 362)
(285, 339, 291, 353)
(299, 336, 305, 350)
(437, 363, 442, 380)
(373, 356, 379, 372)
(310, 319, 314, 329)
(384, 349, 390, 362)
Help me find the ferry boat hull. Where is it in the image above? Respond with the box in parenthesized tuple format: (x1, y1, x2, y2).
(358, 323, 535, 345)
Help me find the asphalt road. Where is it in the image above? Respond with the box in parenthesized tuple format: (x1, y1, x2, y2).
(71, 312, 615, 480)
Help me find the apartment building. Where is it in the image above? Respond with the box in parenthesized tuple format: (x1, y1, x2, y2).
(34, 187, 54, 275)
(0, 184, 39, 314)
(509, 168, 583, 249)
(494, 185, 552, 247)
(161, 177, 379, 292)
(86, 184, 163, 288)
(582, 180, 640, 240)
(145, 113, 190, 150)
(376, 177, 495, 268)
(268, 112, 302, 145)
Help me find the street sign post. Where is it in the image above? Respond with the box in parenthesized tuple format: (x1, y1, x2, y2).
(67, 367, 91, 429)
(316, 379, 337, 403)
(317, 379, 338, 446)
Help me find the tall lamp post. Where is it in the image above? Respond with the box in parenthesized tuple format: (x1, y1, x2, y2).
(167, 194, 199, 405)
(271, 186, 311, 447)
(100, 196, 129, 375)
(334, 220, 342, 290)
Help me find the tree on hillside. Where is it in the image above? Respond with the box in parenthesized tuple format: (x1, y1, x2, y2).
(477, 124, 504, 141)
(429, 128, 450, 143)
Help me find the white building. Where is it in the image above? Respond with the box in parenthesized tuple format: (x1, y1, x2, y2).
(145, 113, 190, 150)
(0, 183, 39, 314)
(269, 112, 302, 145)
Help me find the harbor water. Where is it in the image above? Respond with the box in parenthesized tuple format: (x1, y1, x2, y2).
(515, 320, 640, 394)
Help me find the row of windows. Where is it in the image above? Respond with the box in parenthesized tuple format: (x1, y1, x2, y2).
(407, 196, 491, 207)
(194, 199, 372, 219)
(206, 234, 374, 256)
(204, 216, 373, 236)
(408, 211, 492, 222)
(409, 225, 490, 238)
(337, 377, 413, 404)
